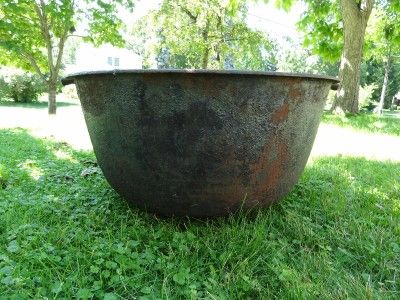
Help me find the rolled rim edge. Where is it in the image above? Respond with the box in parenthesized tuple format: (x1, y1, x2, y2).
(61, 69, 340, 85)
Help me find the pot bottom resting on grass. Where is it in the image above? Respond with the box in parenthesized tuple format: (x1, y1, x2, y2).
(62, 70, 339, 217)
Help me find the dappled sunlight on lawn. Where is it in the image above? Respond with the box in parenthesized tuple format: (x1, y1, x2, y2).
(52, 147, 79, 163)
(311, 124, 400, 162)
(0, 99, 91, 150)
(18, 159, 44, 181)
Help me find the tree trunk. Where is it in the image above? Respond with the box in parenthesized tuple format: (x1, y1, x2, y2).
(201, 18, 210, 69)
(33, 0, 69, 115)
(48, 81, 57, 115)
(391, 95, 397, 111)
(332, 0, 374, 114)
(377, 57, 391, 115)
(202, 47, 210, 69)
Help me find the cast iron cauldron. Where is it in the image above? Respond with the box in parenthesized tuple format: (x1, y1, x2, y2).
(62, 70, 339, 217)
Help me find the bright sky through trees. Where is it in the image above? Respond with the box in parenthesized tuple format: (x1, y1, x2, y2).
(121, 0, 304, 41)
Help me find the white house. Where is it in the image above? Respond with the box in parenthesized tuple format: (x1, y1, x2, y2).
(65, 43, 142, 74)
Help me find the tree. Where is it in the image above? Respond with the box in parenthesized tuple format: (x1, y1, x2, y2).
(0, 0, 134, 114)
(365, 1, 400, 114)
(294, 0, 375, 113)
(129, 0, 277, 70)
(253, 0, 377, 113)
(333, 0, 374, 113)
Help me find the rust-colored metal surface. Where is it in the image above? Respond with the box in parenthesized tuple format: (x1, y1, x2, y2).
(62, 70, 339, 217)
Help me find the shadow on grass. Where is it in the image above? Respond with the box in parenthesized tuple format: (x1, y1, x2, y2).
(322, 111, 400, 136)
(0, 99, 78, 109)
(0, 128, 399, 299)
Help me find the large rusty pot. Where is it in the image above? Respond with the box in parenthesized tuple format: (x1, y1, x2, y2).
(62, 70, 339, 217)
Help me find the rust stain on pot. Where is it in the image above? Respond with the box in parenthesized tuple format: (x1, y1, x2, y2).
(264, 141, 289, 189)
(272, 102, 289, 123)
(248, 136, 289, 202)
(282, 77, 304, 101)
(289, 86, 303, 100)
(62, 70, 338, 217)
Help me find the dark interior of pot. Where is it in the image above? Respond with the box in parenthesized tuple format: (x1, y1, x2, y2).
(62, 70, 339, 217)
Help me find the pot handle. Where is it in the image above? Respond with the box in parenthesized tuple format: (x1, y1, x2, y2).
(61, 76, 74, 86)
(330, 83, 340, 91)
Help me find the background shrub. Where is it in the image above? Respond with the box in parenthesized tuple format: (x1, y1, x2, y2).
(0, 76, 10, 101)
(0, 68, 46, 103)
(359, 83, 378, 111)
(7, 73, 47, 103)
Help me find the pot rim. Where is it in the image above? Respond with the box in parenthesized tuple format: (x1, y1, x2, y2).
(61, 69, 340, 86)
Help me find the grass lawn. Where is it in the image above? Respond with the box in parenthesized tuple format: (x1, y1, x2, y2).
(322, 111, 400, 136)
(0, 100, 77, 110)
(0, 127, 399, 299)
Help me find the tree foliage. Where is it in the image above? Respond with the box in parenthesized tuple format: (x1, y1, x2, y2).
(297, 0, 342, 62)
(365, 1, 400, 63)
(0, 0, 134, 114)
(277, 38, 339, 75)
(272, 0, 400, 64)
(130, 0, 277, 70)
